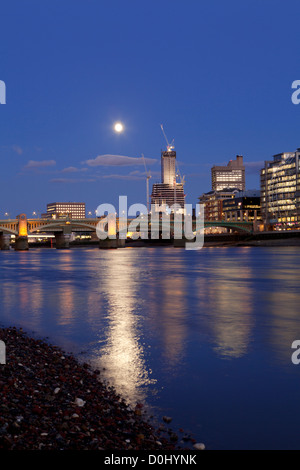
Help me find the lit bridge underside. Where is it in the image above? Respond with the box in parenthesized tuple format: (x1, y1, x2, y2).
(202, 220, 254, 233)
(0, 216, 254, 238)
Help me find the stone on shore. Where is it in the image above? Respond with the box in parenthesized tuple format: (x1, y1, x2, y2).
(0, 327, 184, 451)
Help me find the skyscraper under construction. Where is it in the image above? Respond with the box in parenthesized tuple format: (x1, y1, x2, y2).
(151, 146, 185, 213)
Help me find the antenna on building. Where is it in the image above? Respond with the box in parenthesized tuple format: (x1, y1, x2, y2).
(160, 124, 175, 152)
(142, 153, 152, 213)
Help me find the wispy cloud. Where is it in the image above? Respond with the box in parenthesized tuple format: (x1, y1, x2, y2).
(50, 169, 160, 183)
(60, 166, 88, 173)
(50, 177, 96, 184)
(24, 160, 56, 169)
(244, 161, 264, 174)
(101, 173, 145, 180)
(186, 172, 210, 178)
(83, 154, 157, 167)
(93, 169, 161, 181)
(0, 144, 23, 155)
(12, 145, 23, 155)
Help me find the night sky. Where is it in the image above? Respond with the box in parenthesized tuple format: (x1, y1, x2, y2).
(0, 0, 299, 217)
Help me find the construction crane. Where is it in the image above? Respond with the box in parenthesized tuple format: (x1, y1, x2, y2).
(176, 161, 185, 186)
(160, 124, 175, 152)
(142, 153, 152, 213)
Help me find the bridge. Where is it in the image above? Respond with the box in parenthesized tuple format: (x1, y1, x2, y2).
(0, 214, 99, 250)
(0, 214, 254, 250)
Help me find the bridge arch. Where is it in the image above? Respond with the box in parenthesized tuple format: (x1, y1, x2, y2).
(203, 221, 253, 234)
(28, 221, 97, 234)
(0, 225, 18, 236)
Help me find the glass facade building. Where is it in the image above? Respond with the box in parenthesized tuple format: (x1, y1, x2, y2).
(260, 150, 300, 229)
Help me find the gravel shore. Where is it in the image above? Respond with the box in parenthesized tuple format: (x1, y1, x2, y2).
(0, 327, 185, 451)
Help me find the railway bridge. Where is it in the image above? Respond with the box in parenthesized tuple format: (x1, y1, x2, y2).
(0, 214, 255, 250)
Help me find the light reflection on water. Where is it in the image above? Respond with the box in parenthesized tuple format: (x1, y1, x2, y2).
(1, 246, 300, 449)
(197, 252, 254, 359)
(92, 252, 157, 403)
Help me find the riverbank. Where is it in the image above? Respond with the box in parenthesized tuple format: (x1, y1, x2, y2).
(0, 327, 190, 451)
(22, 229, 300, 249)
(204, 237, 300, 247)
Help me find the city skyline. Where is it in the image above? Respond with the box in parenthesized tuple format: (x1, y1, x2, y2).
(1, 0, 300, 216)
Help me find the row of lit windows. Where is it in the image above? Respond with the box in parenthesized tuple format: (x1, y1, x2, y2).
(55, 206, 85, 210)
(267, 186, 296, 193)
(215, 185, 243, 191)
(278, 217, 299, 222)
(214, 170, 243, 175)
(266, 163, 296, 173)
(268, 205, 296, 211)
(267, 177, 296, 184)
(216, 175, 242, 181)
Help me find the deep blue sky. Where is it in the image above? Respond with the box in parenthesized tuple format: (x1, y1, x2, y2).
(0, 0, 299, 217)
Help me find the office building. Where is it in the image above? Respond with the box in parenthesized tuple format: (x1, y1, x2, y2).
(212, 155, 246, 191)
(199, 188, 240, 221)
(260, 150, 300, 229)
(223, 190, 261, 223)
(43, 202, 86, 219)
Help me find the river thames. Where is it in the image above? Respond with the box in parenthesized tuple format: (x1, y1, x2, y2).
(1, 246, 300, 449)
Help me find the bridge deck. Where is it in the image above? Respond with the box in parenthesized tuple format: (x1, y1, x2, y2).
(0, 217, 254, 236)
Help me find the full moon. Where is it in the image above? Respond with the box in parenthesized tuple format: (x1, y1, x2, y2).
(114, 122, 124, 133)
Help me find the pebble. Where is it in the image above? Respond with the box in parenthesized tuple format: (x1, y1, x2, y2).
(193, 442, 206, 450)
(74, 398, 85, 407)
(0, 327, 187, 451)
(163, 416, 172, 424)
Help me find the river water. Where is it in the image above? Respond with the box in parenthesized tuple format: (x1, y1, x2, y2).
(0, 246, 300, 449)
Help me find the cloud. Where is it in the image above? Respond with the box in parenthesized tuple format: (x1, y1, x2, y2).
(0, 144, 23, 155)
(24, 160, 56, 169)
(60, 166, 88, 173)
(129, 169, 161, 178)
(83, 154, 157, 167)
(50, 177, 96, 184)
(186, 172, 209, 178)
(92, 169, 160, 180)
(12, 145, 23, 155)
(244, 161, 264, 174)
(101, 173, 145, 180)
(129, 170, 146, 176)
